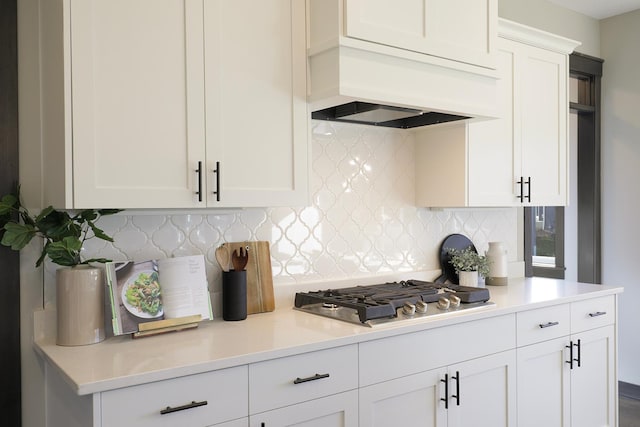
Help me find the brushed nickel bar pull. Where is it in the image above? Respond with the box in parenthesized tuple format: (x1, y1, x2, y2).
(539, 321, 559, 328)
(160, 400, 207, 415)
(589, 311, 607, 317)
(293, 373, 330, 384)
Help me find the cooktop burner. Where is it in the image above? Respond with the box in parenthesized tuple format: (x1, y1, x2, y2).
(294, 279, 495, 327)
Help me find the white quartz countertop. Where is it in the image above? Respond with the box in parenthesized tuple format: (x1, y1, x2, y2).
(34, 277, 622, 396)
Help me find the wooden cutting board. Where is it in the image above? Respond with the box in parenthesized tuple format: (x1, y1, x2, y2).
(227, 241, 275, 314)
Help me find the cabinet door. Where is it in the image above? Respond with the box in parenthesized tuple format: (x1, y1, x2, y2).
(344, 0, 496, 69)
(518, 43, 568, 206)
(359, 368, 446, 427)
(517, 337, 570, 427)
(70, 0, 206, 208)
(101, 366, 248, 427)
(249, 390, 358, 427)
(570, 326, 616, 427)
(203, 0, 309, 207)
(213, 419, 248, 427)
(447, 350, 516, 427)
(467, 43, 518, 206)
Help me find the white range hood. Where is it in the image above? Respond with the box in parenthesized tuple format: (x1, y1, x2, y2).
(307, 0, 500, 129)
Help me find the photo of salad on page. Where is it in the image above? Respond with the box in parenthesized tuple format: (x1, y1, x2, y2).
(105, 255, 213, 336)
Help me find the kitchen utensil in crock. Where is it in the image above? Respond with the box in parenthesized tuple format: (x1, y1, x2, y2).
(215, 244, 230, 272)
(434, 234, 477, 284)
(231, 246, 249, 271)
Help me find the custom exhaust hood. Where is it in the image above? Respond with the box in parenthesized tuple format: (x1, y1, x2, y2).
(307, 39, 500, 130)
(311, 102, 469, 129)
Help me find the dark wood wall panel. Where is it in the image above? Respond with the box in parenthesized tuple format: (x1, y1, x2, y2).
(0, 0, 22, 425)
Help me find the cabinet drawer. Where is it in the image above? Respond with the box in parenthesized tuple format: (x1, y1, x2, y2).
(571, 296, 615, 333)
(359, 314, 516, 387)
(517, 304, 570, 347)
(248, 344, 358, 414)
(101, 366, 248, 427)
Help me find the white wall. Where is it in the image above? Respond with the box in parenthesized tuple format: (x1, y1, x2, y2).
(600, 9, 640, 386)
(499, 0, 601, 57)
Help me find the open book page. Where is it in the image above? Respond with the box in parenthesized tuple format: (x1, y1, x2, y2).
(157, 255, 213, 320)
(105, 255, 213, 336)
(106, 260, 162, 335)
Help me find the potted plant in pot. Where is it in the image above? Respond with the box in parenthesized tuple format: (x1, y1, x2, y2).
(0, 191, 122, 346)
(447, 247, 490, 287)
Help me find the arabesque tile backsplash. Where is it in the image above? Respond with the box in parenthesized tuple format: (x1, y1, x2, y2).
(46, 121, 517, 313)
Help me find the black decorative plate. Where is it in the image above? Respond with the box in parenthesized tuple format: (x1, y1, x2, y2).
(435, 234, 477, 284)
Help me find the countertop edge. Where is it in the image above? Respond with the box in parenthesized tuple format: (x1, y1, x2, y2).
(34, 278, 623, 396)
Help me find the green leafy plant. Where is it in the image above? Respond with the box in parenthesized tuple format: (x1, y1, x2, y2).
(0, 192, 122, 267)
(447, 247, 490, 278)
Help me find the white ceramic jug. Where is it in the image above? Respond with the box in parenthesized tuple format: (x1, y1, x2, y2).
(486, 242, 508, 286)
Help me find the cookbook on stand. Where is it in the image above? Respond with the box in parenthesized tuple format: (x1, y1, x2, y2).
(105, 254, 213, 337)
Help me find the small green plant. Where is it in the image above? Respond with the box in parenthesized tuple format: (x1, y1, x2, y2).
(447, 247, 490, 278)
(0, 191, 122, 267)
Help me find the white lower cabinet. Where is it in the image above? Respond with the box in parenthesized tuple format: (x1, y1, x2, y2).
(359, 351, 516, 427)
(216, 419, 249, 427)
(569, 326, 616, 427)
(446, 351, 516, 427)
(100, 366, 248, 427)
(517, 296, 616, 427)
(248, 345, 358, 426)
(517, 326, 615, 427)
(42, 295, 618, 427)
(359, 368, 445, 427)
(249, 390, 358, 427)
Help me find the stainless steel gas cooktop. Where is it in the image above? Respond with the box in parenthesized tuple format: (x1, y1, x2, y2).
(294, 280, 495, 327)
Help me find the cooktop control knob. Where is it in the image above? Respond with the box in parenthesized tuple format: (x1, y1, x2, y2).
(415, 300, 428, 314)
(449, 294, 461, 308)
(437, 296, 450, 310)
(402, 302, 416, 316)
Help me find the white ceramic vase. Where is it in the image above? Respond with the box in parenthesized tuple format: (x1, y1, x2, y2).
(486, 241, 508, 286)
(56, 265, 105, 346)
(458, 270, 479, 287)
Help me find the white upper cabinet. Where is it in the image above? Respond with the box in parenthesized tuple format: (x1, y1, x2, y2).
(204, 0, 309, 207)
(70, 0, 206, 208)
(415, 19, 579, 208)
(344, 0, 496, 69)
(516, 40, 568, 206)
(39, 0, 308, 209)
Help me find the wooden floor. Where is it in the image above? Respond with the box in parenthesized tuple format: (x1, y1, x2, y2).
(621, 396, 640, 427)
